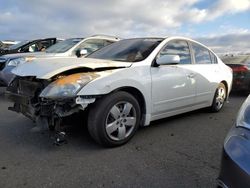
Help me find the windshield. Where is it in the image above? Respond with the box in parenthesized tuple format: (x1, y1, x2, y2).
(9, 40, 29, 50)
(87, 38, 163, 62)
(45, 38, 82, 53)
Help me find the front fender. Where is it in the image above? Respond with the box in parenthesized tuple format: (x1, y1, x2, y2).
(77, 66, 152, 125)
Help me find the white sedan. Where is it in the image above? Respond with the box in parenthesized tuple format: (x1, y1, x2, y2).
(7, 36, 232, 147)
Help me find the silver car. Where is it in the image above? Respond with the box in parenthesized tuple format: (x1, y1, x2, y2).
(0, 35, 120, 86)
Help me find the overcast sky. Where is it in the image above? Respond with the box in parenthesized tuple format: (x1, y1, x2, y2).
(0, 0, 250, 53)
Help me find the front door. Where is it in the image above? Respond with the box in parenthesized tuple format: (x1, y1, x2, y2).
(151, 40, 196, 119)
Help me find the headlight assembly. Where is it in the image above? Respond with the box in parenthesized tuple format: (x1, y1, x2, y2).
(7, 58, 24, 66)
(236, 95, 250, 129)
(40, 73, 99, 99)
(7, 56, 35, 67)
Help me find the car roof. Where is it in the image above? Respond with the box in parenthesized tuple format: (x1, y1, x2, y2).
(86, 35, 120, 41)
(20, 37, 61, 44)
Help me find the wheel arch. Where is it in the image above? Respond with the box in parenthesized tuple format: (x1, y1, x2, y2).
(111, 86, 147, 126)
(221, 80, 229, 99)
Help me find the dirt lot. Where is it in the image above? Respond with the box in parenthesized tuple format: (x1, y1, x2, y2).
(0, 87, 247, 188)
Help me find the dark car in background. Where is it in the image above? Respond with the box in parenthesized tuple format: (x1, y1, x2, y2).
(0, 38, 60, 56)
(217, 95, 250, 188)
(222, 55, 250, 92)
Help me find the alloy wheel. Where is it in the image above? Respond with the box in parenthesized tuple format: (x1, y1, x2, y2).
(105, 102, 137, 141)
(215, 86, 226, 110)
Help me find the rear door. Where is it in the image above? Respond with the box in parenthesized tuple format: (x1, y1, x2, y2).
(190, 42, 219, 104)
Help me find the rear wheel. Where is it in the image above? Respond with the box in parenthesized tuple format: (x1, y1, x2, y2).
(210, 83, 227, 112)
(87, 91, 141, 147)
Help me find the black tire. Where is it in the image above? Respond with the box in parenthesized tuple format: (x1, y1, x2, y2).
(87, 91, 141, 147)
(210, 83, 227, 112)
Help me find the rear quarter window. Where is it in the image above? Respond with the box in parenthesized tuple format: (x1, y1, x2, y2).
(209, 52, 218, 64)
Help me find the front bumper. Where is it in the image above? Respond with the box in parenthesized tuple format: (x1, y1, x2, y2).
(218, 126, 250, 187)
(6, 77, 48, 120)
(0, 66, 15, 86)
(6, 76, 98, 123)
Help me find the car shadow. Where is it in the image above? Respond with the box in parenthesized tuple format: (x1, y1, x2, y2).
(140, 107, 209, 131)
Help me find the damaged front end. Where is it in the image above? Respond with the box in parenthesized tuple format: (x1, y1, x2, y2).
(6, 73, 98, 145)
(6, 76, 49, 121)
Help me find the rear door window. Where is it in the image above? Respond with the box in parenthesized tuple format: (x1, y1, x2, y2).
(192, 43, 212, 64)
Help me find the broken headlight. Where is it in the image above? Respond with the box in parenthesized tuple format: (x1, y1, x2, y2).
(40, 73, 99, 99)
(236, 95, 250, 129)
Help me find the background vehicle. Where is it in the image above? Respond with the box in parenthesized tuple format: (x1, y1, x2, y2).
(218, 95, 250, 188)
(0, 38, 60, 56)
(222, 55, 250, 92)
(0, 40, 19, 49)
(6, 36, 232, 147)
(0, 35, 120, 86)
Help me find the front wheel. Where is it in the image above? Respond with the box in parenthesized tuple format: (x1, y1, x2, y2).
(87, 91, 141, 147)
(210, 83, 227, 112)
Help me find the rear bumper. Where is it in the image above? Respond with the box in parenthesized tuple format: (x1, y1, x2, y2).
(232, 74, 250, 91)
(218, 126, 250, 187)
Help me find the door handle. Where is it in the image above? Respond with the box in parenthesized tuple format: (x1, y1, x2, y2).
(187, 73, 196, 78)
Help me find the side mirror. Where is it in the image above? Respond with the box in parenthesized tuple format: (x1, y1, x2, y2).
(76, 49, 88, 58)
(156, 55, 180, 65)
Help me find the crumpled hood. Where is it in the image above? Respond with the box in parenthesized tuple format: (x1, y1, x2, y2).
(12, 57, 132, 79)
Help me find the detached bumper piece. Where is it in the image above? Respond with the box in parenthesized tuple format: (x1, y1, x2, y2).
(40, 98, 80, 118)
(7, 94, 35, 120)
(218, 126, 250, 188)
(40, 99, 83, 146)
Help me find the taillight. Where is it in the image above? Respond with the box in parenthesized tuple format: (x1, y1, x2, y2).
(232, 65, 248, 73)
